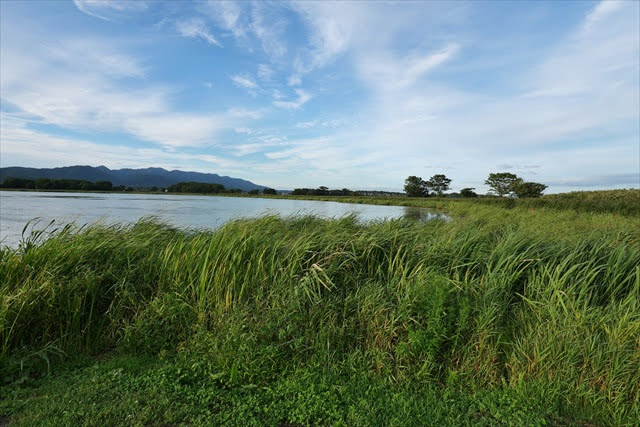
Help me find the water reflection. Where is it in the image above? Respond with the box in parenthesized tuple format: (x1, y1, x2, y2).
(402, 206, 450, 222)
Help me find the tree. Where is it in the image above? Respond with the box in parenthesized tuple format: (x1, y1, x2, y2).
(484, 172, 520, 197)
(316, 186, 329, 196)
(248, 189, 260, 195)
(404, 176, 428, 197)
(93, 180, 113, 191)
(262, 188, 277, 195)
(460, 187, 478, 198)
(512, 181, 547, 198)
(425, 174, 452, 196)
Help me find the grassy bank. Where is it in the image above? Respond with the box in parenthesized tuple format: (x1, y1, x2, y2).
(276, 189, 640, 216)
(1, 196, 639, 425)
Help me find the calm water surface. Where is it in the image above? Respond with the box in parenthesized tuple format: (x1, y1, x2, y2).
(0, 191, 446, 247)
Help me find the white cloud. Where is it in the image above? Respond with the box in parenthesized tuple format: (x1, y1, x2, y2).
(273, 89, 311, 109)
(358, 43, 460, 90)
(582, 0, 624, 31)
(226, 108, 264, 120)
(204, 0, 247, 40)
(290, 1, 354, 72)
(257, 64, 273, 81)
(295, 121, 317, 129)
(0, 33, 256, 150)
(0, 119, 249, 173)
(258, 0, 637, 191)
(204, 1, 288, 61)
(295, 119, 345, 129)
(230, 74, 258, 89)
(176, 18, 222, 47)
(124, 114, 222, 147)
(73, 0, 147, 21)
(287, 74, 302, 86)
(249, 1, 288, 59)
(234, 127, 255, 135)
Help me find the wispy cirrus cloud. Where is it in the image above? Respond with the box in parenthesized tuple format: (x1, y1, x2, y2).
(230, 74, 258, 89)
(0, 30, 256, 149)
(582, 0, 624, 30)
(273, 89, 311, 109)
(203, 0, 248, 41)
(176, 18, 222, 47)
(73, 0, 147, 21)
(203, 0, 288, 61)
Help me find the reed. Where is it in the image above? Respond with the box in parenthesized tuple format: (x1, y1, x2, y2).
(1, 200, 639, 424)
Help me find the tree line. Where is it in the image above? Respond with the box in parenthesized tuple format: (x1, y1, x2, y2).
(0, 177, 269, 195)
(292, 186, 354, 196)
(404, 172, 547, 198)
(0, 177, 115, 191)
(167, 182, 237, 194)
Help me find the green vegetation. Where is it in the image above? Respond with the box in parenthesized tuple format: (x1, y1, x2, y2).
(460, 187, 478, 198)
(484, 172, 547, 198)
(167, 181, 242, 194)
(1, 191, 639, 425)
(403, 175, 429, 197)
(262, 188, 277, 195)
(402, 174, 453, 197)
(0, 177, 113, 191)
(292, 186, 354, 196)
(512, 181, 548, 198)
(250, 188, 278, 195)
(426, 174, 452, 196)
(282, 189, 640, 216)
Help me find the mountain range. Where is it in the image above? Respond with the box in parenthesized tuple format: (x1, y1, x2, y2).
(0, 166, 266, 192)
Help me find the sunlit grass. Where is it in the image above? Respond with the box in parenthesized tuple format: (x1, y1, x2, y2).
(1, 198, 639, 424)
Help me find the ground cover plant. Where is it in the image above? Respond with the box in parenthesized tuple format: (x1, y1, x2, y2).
(1, 191, 639, 425)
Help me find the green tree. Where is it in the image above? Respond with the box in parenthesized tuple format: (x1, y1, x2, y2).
(425, 174, 452, 196)
(93, 181, 113, 191)
(262, 188, 277, 195)
(484, 172, 520, 197)
(512, 181, 547, 198)
(460, 187, 478, 198)
(404, 176, 428, 197)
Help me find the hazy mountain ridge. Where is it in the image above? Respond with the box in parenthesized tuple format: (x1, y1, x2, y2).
(0, 166, 265, 191)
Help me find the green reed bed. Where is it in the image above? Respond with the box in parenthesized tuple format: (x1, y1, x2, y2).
(1, 202, 639, 425)
(281, 188, 640, 216)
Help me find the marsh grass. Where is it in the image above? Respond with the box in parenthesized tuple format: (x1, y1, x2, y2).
(281, 188, 640, 216)
(1, 199, 639, 424)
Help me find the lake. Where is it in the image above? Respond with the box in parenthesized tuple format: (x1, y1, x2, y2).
(0, 191, 446, 248)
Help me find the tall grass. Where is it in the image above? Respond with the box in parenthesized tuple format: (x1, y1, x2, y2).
(280, 188, 640, 216)
(1, 203, 639, 423)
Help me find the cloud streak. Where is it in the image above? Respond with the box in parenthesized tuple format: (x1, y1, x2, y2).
(273, 89, 311, 109)
(73, 0, 147, 21)
(230, 74, 258, 89)
(176, 18, 222, 47)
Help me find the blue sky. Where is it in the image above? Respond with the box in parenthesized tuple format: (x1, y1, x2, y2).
(1, 0, 638, 192)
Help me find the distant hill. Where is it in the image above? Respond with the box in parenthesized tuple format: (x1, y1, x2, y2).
(0, 166, 266, 192)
